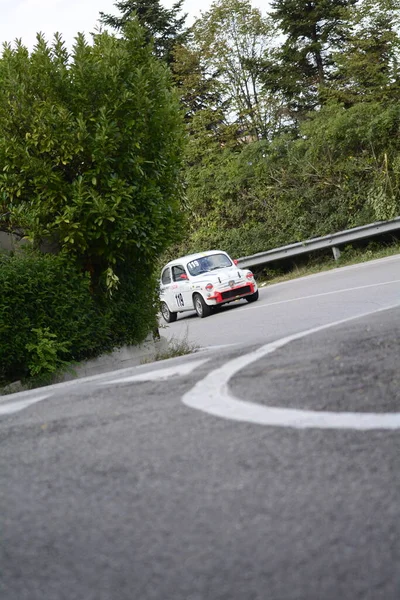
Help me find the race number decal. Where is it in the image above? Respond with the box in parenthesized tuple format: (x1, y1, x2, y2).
(175, 293, 184, 307)
(188, 260, 200, 270)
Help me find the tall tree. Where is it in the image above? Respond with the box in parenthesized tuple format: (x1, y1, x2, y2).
(331, 0, 400, 105)
(263, 0, 357, 117)
(191, 0, 277, 139)
(171, 43, 225, 122)
(0, 22, 185, 289)
(100, 0, 188, 63)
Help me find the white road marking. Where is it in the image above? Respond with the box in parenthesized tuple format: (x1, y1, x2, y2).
(246, 279, 400, 312)
(182, 303, 400, 430)
(0, 358, 209, 417)
(199, 343, 241, 351)
(102, 357, 210, 384)
(0, 394, 52, 416)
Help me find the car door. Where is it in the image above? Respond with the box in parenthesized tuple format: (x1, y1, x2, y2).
(160, 267, 173, 309)
(171, 264, 193, 311)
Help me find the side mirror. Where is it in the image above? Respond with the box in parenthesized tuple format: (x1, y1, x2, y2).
(233, 259, 238, 265)
(179, 273, 188, 280)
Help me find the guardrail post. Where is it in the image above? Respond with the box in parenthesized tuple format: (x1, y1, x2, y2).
(332, 246, 341, 260)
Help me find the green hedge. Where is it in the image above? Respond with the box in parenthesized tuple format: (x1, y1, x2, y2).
(0, 251, 158, 382)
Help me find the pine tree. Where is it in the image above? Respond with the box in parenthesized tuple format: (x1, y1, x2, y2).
(331, 0, 400, 105)
(263, 0, 357, 117)
(100, 0, 188, 63)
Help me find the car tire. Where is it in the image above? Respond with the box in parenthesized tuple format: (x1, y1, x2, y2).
(193, 293, 212, 318)
(161, 301, 177, 323)
(246, 289, 259, 303)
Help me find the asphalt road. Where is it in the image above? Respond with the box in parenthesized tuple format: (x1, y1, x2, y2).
(164, 254, 400, 348)
(1, 256, 400, 600)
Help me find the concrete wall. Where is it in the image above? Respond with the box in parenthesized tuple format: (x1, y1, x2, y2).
(62, 334, 169, 381)
(0, 231, 29, 253)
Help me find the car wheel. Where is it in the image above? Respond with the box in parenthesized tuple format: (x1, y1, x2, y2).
(193, 293, 212, 318)
(246, 290, 259, 303)
(161, 301, 177, 323)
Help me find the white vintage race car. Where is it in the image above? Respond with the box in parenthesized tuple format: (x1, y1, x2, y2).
(159, 250, 259, 322)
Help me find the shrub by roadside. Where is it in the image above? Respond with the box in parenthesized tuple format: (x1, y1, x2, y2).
(0, 251, 158, 384)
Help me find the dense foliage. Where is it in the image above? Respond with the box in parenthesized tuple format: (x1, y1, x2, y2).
(0, 22, 185, 290)
(0, 251, 158, 382)
(0, 18, 185, 382)
(167, 0, 400, 258)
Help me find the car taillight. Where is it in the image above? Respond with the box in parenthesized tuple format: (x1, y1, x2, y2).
(205, 283, 213, 291)
(246, 272, 254, 280)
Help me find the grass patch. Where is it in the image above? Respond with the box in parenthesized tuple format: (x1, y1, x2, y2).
(256, 240, 400, 287)
(142, 328, 199, 364)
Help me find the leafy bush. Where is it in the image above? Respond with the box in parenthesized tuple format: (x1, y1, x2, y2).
(25, 327, 71, 377)
(180, 98, 400, 261)
(0, 22, 185, 385)
(0, 22, 185, 292)
(0, 251, 158, 382)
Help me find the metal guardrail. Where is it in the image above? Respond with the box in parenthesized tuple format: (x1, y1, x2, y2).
(237, 217, 400, 269)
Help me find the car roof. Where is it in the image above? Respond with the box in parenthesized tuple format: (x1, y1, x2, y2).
(163, 250, 228, 269)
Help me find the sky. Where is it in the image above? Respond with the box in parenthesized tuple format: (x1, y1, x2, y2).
(0, 0, 267, 51)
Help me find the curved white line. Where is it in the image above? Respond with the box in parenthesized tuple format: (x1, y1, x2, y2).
(103, 357, 209, 384)
(182, 304, 400, 430)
